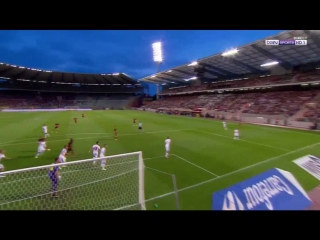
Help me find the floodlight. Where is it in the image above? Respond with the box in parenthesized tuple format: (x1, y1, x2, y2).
(260, 61, 279, 67)
(152, 42, 163, 63)
(221, 49, 238, 57)
(184, 77, 197, 81)
(188, 61, 198, 66)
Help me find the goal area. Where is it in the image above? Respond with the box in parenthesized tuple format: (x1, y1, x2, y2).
(0, 151, 145, 210)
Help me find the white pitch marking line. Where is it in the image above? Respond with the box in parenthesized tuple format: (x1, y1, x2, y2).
(0, 129, 192, 147)
(194, 129, 290, 152)
(0, 133, 120, 145)
(145, 142, 320, 203)
(143, 155, 164, 161)
(173, 154, 219, 177)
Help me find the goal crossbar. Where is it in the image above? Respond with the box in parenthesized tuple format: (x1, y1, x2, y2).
(0, 151, 143, 175)
(0, 151, 145, 210)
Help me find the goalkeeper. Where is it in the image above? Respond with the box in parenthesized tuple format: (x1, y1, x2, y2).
(48, 157, 60, 198)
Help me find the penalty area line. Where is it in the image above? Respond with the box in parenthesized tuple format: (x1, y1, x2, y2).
(172, 154, 219, 177)
(145, 142, 320, 204)
(194, 129, 291, 152)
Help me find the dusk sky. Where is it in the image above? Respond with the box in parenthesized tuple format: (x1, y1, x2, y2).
(0, 30, 284, 94)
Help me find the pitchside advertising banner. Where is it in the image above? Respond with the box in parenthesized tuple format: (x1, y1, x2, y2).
(212, 168, 312, 210)
(1, 108, 92, 112)
(293, 155, 320, 180)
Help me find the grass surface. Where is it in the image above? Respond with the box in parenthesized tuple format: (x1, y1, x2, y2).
(0, 110, 320, 210)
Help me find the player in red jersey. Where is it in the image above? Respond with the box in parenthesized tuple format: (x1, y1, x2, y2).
(74, 117, 77, 123)
(67, 138, 74, 157)
(133, 118, 136, 126)
(82, 113, 85, 118)
(54, 123, 59, 133)
(114, 126, 118, 140)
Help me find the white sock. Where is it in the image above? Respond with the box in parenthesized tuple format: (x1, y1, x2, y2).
(101, 161, 106, 168)
(35, 152, 41, 157)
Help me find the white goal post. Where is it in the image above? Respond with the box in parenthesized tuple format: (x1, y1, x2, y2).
(0, 151, 146, 210)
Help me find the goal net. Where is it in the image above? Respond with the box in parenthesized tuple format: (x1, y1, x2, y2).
(0, 151, 145, 210)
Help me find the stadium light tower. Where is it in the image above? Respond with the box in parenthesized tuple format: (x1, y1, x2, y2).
(152, 42, 163, 99)
(152, 42, 163, 73)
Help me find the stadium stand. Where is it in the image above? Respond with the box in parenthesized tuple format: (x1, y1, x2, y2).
(0, 91, 139, 109)
(160, 70, 320, 94)
(0, 65, 144, 110)
(142, 70, 320, 117)
(142, 89, 319, 115)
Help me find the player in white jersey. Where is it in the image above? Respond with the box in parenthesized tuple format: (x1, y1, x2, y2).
(58, 146, 67, 167)
(35, 138, 50, 158)
(234, 129, 240, 140)
(100, 144, 107, 170)
(58, 153, 67, 166)
(0, 150, 11, 177)
(42, 124, 50, 138)
(138, 122, 143, 132)
(91, 141, 100, 164)
(165, 137, 171, 158)
(222, 121, 227, 130)
(60, 146, 67, 156)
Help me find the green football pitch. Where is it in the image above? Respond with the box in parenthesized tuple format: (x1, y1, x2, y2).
(0, 110, 320, 210)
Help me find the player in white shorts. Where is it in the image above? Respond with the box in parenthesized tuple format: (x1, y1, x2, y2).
(60, 146, 67, 156)
(234, 129, 240, 140)
(222, 121, 227, 130)
(58, 153, 67, 168)
(42, 124, 50, 138)
(100, 144, 107, 170)
(91, 141, 100, 164)
(165, 137, 171, 158)
(35, 138, 50, 158)
(0, 150, 11, 177)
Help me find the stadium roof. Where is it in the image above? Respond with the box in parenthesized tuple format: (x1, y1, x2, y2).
(139, 30, 320, 85)
(0, 63, 137, 85)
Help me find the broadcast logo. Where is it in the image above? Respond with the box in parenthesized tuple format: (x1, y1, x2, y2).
(295, 40, 307, 45)
(279, 40, 295, 45)
(265, 40, 279, 45)
(265, 39, 308, 46)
